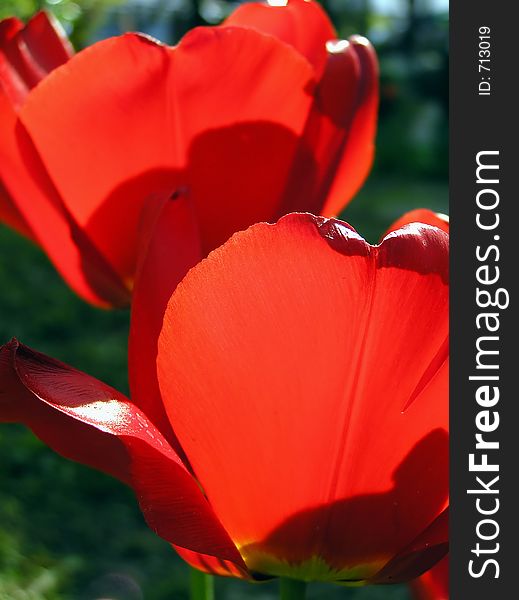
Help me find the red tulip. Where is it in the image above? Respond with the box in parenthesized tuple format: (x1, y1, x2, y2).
(0, 1, 378, 307)
(0, 213, 448, 584)
(410, 557, 449, 600)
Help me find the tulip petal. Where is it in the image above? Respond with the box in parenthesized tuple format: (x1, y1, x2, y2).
(16, 12, 73, 75)
(0, 12, 72, 108)
(410, 555, 449, 600)
(0, 89, 130, 306)
(371, 506, 448, 583)
(0, 18, 31, 107)
(223, 0, 335, 77)
(129, 191, 202, 449)
(277, 37, 362, 215)
(158, 213, 448, 581)
(279, 36, 379, 216)
(174, 545, 252, 579)
(322, 36, 379, 216)
(17, 28, 314, 282)
(385, 209, 450, 237)
(0, 339, 245, 566)
(0, 17, 23, 41)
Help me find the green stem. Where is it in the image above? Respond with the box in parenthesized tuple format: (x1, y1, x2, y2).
(279, 578, 307, 600)
(189, 568, 215, 600)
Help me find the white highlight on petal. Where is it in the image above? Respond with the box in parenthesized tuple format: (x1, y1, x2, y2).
(326, 39, 350, 54)
(351, 35, 370, 47)
(71, 399, 132, 430)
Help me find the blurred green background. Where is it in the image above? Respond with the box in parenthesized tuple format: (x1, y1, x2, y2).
(0, 1, 448, 598)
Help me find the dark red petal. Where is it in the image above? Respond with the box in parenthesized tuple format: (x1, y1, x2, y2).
(18, 29, 314, 279)
(0, 11, 72, 108)
(370, 508, 448, 584)
(0, 18, 27, 107)
(276, 37, 362, 216)
(174, 545, 252, 579)
(0, 90, 33, 240)
(0, 339, 245, 566)
(321, 36, 379, 216)
(278, 36, 379, 217)
(0, 89, 130, 307)
(129, 191, 202, 448)
(385, 209, 450, 237)
(158, 213, 448, 579)
(19, 12, 73, 74)
(0, 17, 24, 42)
(223, 0, 336, 77)
(410, 556, 449, 600)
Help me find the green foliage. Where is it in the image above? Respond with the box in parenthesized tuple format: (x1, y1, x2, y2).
(341, 175, 448, 244)
(0, 0, 120, 20)
(0, 0, 122, 47)
(0, 0, 37, 20)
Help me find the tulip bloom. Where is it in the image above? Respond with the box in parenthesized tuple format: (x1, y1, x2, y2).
(1, 213, 448, 584)
(0, 1, 378, 307)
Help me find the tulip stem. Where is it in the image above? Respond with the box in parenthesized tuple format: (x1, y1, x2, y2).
(279, 578, 307, 600)
(190, 568, 215, 600)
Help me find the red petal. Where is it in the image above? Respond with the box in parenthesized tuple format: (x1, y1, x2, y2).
(410, 556, 449, 600)
(371, 508, 448, 583)
(385, 209, 450, 237)
(158, 214, 448, 580)
(0, 11, 72, 108)
(17, 29, 314, 281)
(0, 89, 130, 307)
(129, 191, 202, 448)
(174, 545, 252, 579)
(18, 12, 73, 74)
(223, 0, 336, 77)
(279, 36, 379, 217)
(276, 37, 362, 215)
(0, 17, 23, 42)
(0, 89, 35, 240)
(0, 14, 121, 304)
(321, 36, 379, 216)
(0, 18, 29, 107)
(0, 339, 245, 566)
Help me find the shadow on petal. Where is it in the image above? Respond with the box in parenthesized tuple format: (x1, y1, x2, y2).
(241, 429, 448, 583)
